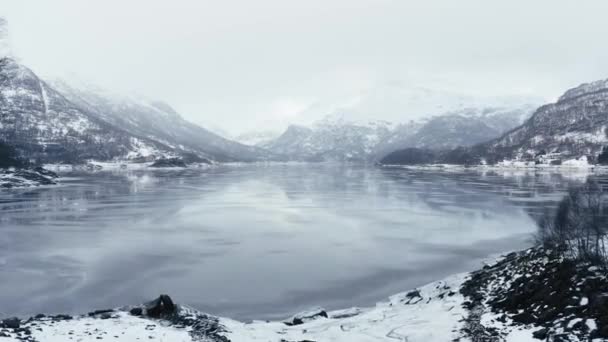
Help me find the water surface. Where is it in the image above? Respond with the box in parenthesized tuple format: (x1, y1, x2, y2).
(0, 164, 596, 320)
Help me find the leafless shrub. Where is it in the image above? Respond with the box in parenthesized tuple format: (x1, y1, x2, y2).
(536, 181, 608, 265)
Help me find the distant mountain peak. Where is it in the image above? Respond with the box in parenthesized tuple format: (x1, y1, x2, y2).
(262, 104, 535, 162)
(558, 79, 608, 102)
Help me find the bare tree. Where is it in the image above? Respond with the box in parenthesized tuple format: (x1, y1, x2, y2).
(537, 181, 608, 265)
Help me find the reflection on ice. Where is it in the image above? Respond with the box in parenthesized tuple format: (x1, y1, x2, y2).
(0, 164, 601, 320)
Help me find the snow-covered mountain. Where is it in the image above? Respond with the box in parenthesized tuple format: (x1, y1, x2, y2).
(478, 79, 608, 164)
(262, 105, 535, 162)
(382, 78, 608, 166)
(0, 57, 175, 164)
(0, 16, 280, 165)
(374, 105, 535, 158)
(51, 80, 278, 163)
(261, 117, 395, 162)
(0, 57, 279, 164)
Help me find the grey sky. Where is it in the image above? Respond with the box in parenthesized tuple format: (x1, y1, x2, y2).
(4, 0, 608, 135)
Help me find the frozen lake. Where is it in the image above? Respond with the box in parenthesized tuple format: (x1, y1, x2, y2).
(0, 164, 595, 320)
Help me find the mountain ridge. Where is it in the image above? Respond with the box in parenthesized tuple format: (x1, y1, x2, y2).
(0, 56, 281, 165)
(381, 78, 608, 166)
(259, 105, 536, 162)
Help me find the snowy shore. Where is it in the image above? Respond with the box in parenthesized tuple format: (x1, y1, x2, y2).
(2, 247, 605, 342)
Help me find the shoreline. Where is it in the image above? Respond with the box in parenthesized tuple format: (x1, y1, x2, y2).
(2, 246, 604, 342)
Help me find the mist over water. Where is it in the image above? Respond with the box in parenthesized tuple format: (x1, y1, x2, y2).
(0, 165, 598, 320)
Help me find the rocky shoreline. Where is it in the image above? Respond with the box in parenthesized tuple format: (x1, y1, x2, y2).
(1, 247, 605, 341)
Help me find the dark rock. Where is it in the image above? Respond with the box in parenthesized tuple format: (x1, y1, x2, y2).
(552, 333, 571, 342)
(145, 294, 176, 318)
(598, 324, 608, 338)
(285, 310, 328, 326)
(33, 166, 58, 178)
(130, 307, 143, 316)
(88, 309, 114, 317)
(532, 328, 548, 340)
(149, 158, 187, 168)
(1, 317, 20, 329)
(405, 289, 421, 299)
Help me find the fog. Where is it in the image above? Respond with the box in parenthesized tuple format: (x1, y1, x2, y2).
(4, 0, 608, 135)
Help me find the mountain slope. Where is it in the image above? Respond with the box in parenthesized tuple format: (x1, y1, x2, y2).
(51, 80, 280, 162)
(381, 79, 608, 166)
(374, 106, 534, 159)
(0, 58, 177, 163)
(262, 105, 534, 162)
(480, 80, 608, 164)
(261, 119, 394, 162)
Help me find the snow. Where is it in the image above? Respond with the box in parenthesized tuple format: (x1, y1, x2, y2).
(561, 156, 592, 168)
(503, 328, 537, 342)
(587, 319, 598, 332)
(567, 318, 584, 329)
(126, 137, 162, 159)
(219, 273, 468, 342)
(0, 312, 193, 342)
(556, 129, 608, 144)
(0, 274, 467, 342)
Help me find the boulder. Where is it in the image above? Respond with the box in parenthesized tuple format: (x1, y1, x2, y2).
(1, 317, 20, 329)
(285, 308, 328, 326)
(532, 328, 548, 340)
(145, 294, 176, 318)
(129, 307, 143, 316)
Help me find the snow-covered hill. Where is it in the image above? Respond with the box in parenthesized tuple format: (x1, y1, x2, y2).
(0, 56, 280, 164)
(0, 57, 176, 164)
(261, 117, 395, 162)
(261, 105, 535, 162)
(381, 78, 608, 167)
(51, 80, 279, 163)
(480, 79, 608, 164)
(375, 105, 535, 159)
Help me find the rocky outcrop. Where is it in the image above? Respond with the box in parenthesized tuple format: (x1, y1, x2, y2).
(461, 247, 608, 341)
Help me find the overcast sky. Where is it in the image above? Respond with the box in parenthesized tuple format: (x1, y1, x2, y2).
(4, 0, 608, 135)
